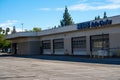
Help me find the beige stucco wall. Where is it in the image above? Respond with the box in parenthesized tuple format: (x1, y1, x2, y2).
(11, 37, 40, 55)
(11, 38, 29, 43)
(40, 24, 120, 55)
(10, 24, 120, 55)
(17, 42, 30, 55)
(109, 33, 120, 48)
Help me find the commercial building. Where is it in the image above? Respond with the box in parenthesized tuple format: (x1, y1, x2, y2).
(6, 15, 120, 57)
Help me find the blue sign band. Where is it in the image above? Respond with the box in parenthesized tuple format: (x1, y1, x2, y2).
(77, 19, 112, 30)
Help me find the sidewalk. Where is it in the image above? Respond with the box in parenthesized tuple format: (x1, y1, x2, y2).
(13, 55, 120, 65)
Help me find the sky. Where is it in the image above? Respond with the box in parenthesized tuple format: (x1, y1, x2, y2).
(0, 0, 120, 32)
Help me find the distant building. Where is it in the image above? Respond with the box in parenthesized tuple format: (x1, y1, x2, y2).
(6, 15, 120, 57)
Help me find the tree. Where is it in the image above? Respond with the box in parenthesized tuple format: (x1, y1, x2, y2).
(103, 12, 107, 18)
(6, 27, 10, 35)
(2, 30, 5, 34)
(0, 34, 4, 48)
(60, 20, 64, 27)
(60, 6, 74, 26)
(2, 39, 10, 49)
(0, 27, 11, 51)
(53, 26, 57, 29)
(97, 15, 100, 20)
(0, 27, 2, 34)
(24, 27, 42, 32)
(0, 32, 10, 51)
(95, 16, 97, 20)
(12, 26, 16, 34)
(33, 27, 41, 32)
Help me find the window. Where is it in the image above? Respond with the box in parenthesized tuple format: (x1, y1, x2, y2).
(72, 36, 86, 49)
(42, 40, 51, 49)
(53, 39, 64, 49)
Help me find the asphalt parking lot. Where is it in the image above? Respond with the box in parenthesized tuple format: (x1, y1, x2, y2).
(0, 55, 120, 80)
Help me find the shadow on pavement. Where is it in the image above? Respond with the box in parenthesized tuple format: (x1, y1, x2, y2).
(0, 53, 120, 65)
(9, 55, 120, 65)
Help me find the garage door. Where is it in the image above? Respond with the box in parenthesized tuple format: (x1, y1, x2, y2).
(72, 36, 87, 55)
(42, 40, 51, 54)
(53, 39, 64, 55)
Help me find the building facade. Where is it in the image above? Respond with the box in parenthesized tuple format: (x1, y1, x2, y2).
(6, 15, 120, 57)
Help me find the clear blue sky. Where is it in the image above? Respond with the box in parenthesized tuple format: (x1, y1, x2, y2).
(0, 0, 120, 32)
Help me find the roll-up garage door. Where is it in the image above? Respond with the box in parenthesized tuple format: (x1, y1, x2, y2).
(72, 36, 87, 55)
(53, 39, 64, 55)
(90, 34, 109, 56)
(42, 40, 51, 54)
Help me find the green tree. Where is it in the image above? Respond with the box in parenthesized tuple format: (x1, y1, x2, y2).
(2, 39, 10, 49)
(97, 15, 100, 20)
(103, 12, 107, 18)
(33, 27, 41, 32)
(60, 6, 74, 26)
(95, 16, 97, 20)
(0, 27, 2, 34)
(6, 27, 10, 35)
(0, 34, 4, 48)
(53, 26, 57, 29)
(0, 27, 11, 50)
(2, 30, 5, 34)
(0, 33, 10, 50)
(12, 26, 16, 34)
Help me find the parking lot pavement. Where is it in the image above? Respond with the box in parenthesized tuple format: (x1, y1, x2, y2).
(0, 56, 120, 80)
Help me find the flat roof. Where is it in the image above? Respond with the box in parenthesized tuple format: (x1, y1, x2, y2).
(6, 15, 120, 40)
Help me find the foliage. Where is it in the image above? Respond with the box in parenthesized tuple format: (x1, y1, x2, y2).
(12, 26, 16, 34)
(94, 12, 107, 20)
(25, 27, 41, 32)
(60, 6, 74, 26)
(0, 27, 2, 34)
(0, 27, 11, 50)
(103, 12, 107, 18)
(6, 27, 10, 35)
(97, 15, 100, 20)
(33, 27, 41, 32)
(95, 16, 97, 20)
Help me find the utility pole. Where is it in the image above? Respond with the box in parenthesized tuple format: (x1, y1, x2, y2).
(21, 23, 24, 32)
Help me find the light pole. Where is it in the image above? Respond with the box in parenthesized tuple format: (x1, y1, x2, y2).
(21, 23, 24, 32)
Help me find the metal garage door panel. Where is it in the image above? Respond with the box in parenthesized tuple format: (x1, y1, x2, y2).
(43, 49, 51, 54)
(73, 49, 87, 55)
(54, 49, 64, 55)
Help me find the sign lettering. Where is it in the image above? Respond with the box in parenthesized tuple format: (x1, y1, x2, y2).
(77, 19, 112, 30)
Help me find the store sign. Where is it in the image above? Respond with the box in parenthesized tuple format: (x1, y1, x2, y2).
(77, 19, 112, 30)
